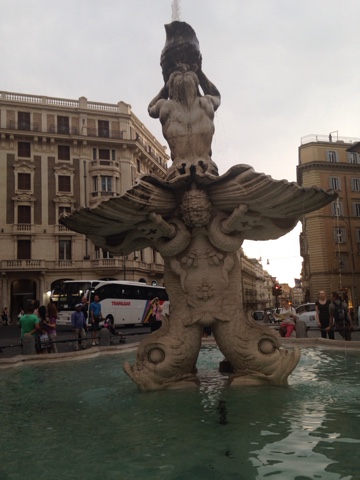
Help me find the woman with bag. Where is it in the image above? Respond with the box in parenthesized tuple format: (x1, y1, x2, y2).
(150, 297, 163, 332)
(42, 303, 58, 353)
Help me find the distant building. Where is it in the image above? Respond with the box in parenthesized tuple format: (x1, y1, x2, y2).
(0, 91, 169, 320)
(297, 133, 360, 310)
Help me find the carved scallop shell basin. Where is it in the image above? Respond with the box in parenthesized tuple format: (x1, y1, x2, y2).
(1, 345, 360, 479)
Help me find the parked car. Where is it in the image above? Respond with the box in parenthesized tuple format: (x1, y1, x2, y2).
(295, 303, 317, 328)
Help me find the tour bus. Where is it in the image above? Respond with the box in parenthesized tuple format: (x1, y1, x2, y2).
(92, 280, 169, 327)
(57, 279, 104, 325)
(57, 279, 169, 327)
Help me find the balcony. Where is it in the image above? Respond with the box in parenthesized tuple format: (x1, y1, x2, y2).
(49, 124, 78, 135)
(55, 224, 72, 233)
(87, 128, 123, 139)
(13, 224, 34, 234)
(1, 259, 45, 269)
(89, 160, 120, 169)
(90, 191, 119, 198)
(8, 121, 39, 132)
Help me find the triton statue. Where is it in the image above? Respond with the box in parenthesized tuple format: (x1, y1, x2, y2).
(60, 21, 336, 391)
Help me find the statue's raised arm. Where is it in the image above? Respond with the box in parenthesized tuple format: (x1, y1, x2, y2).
(197, 68, 221, 111)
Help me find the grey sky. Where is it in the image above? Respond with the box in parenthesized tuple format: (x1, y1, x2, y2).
(2, 0, 360, 285)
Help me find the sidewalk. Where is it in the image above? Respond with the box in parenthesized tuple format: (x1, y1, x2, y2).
(0, 324, 148, 358)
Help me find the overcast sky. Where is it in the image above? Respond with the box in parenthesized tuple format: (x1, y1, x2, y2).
(2, 0, 360, 286)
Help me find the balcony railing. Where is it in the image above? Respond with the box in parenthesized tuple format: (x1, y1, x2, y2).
(90, 191, 119, 198)
(2, 260, 45, 269)
(8, 121, 39, 132)
(49, 124, 78, 135)
(301, 134, 360, 145)
(13, 224, 33, 233)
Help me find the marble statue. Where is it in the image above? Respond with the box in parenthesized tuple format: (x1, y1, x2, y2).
(60, 21, 337, 391)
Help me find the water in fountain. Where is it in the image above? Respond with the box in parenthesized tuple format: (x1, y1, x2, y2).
(171, 0, 181, 22)
(1, 347, 360, 479)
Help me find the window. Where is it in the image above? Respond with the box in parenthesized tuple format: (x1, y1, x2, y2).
(327, 151, 338, 163)
(337, 256, 347, 272)
(98, 120, 109, 137)
(18, 112, 30, 130)
(17, 240, 31, 259)
(101, 176, 112, 192)
(99, 149, 110, 160)
(332, 201, 343, 216)
(58, 175, 71, 192)
(334, 227, 346, 243)
(18, 142, 31, 158)
(356, 229, 360, 243)
(352, 178, 360, 192)
(136, 158, 141, 173)
(348, 152, 359, 164)
(18, 173, 31, 190)
(18, 205, 31, 224)
(58, 145, 70, 161)
(59, 206, 71, 216)
(329, 177, 341, 191)
(57, 116, 69, 134)
(103, 250, 113, 259)
(59, 239, 72, 260)
(354, 203, 360, 217)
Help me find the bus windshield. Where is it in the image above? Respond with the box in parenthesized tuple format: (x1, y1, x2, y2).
(58, 281, 101, 312)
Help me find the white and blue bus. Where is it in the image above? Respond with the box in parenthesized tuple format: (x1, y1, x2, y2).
(93, 280, 169, 327)
(57, 279, 169, 327)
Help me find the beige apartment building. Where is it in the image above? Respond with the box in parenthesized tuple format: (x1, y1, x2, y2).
(0, 91, 169, 320)
(297, 133, 360, 311)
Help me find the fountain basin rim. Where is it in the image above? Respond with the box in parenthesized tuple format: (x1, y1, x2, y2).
(0, 343, 140, 369)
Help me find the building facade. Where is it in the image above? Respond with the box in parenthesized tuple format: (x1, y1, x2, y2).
(297, 133, 360, 310)
(0, 91, 169, 320)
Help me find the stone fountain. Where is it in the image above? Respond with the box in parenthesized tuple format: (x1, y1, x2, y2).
(60, 21, 336, 391)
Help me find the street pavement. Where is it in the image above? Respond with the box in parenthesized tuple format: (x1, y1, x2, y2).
(0, 324, 151, 358)
(1, 322, 360, 359)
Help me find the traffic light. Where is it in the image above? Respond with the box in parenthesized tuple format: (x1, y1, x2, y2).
(272, 285, 282, 296)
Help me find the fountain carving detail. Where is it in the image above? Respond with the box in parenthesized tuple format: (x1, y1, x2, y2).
(60, 21, 337, 391)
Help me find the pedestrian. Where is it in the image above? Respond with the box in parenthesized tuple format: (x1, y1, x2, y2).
(42, 303, 58, 353)
(71, 303, 87, 350)
(89, 294, 103, 346)
(18, 305, 41, 351)
(277, 298, 298, 337)
(329, 292, 353, 341)
(17, 306, 24, 321)
(150, 297, 163, 332)
(1, 307, 9, 326)
(81, 295, 89, 324)
(315, 290, 334, 339)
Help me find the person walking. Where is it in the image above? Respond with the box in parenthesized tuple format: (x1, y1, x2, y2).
(71, 303, 87, 350)
(329, 292, 353, 341)
(89, 294, 103, 346)
(315, 290, 334, 339)
(1, 307, 9, 326)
